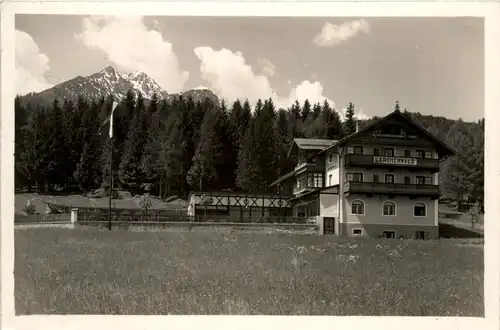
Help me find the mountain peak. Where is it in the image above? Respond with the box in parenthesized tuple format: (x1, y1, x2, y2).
(101, 65, 117, 74)
(19, 66, 219, 107)
(126, 71, 148, 79)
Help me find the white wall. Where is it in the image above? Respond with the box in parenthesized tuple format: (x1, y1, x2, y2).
(320, 194, 339, 217)
(325, 168, 340, 186)
(344, 195, 436, 226)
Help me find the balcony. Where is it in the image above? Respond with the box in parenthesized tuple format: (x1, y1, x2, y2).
(345, 154, 439, 172)
(344, 181, 440, 199)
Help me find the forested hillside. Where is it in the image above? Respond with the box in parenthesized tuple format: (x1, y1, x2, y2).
(14, 91, 484, 207)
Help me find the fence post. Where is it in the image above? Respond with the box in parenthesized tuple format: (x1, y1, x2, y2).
(71, 208, 78, 227)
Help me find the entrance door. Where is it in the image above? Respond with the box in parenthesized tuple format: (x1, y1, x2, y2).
(323, 217, 335, 235)
(382, 231, 396, 239)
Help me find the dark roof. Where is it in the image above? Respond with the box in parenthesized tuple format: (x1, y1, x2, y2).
(294, 138, 336, 149)
(287, 138, 336, 157)
(317, 110, 456, 161)
(269, 170, 297, 187)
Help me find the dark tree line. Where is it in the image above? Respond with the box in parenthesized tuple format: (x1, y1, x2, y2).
(15, 92, 484, 207)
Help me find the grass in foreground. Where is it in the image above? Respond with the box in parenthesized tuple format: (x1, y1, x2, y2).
(15, 228, 483, 316)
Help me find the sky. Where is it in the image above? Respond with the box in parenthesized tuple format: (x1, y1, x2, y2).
(15, 15, 484, 121)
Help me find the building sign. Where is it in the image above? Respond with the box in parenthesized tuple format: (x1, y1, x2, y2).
(373, 156, 417, 166)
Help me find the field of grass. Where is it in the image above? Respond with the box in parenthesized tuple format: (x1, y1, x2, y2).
(15, 228, 483, 316)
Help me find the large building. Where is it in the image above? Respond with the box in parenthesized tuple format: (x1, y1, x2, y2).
(270, 109, 455, 239)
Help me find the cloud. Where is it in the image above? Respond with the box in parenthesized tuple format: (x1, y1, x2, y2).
(313, 19, 370, 47)
(76, 16, 189, 93)
(15, 30, 53, 96)
(193, 46, 333, 109)
(257, 58, 276, 77)
(288, 81, 333, 107)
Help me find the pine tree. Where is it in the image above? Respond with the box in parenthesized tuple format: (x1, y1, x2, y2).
(287, 100, 303, 139)
(344, 102, 356, 136)
(275, 108, 294, 178)
(253, 98, 278, 192)
(139, 94, 162, 193)
(301, 99, 312, 120)
(302, 99, 317, 138)
(442, 121, 475, 210)
(312, 102, 322, 119)
(236, 115, 258, 192)
(74, 100, 103, 193)
(187, 105, 225, 191)
(118, 93, 148, 194)
(321, 100, 343, 139)
(45, 99, 67, 190)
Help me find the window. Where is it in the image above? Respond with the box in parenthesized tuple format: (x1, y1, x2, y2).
(414, 202, 426, 217)
(383, 201, 396, 216)
(351, 200, 365, 215)
(425, 151, 432, 159)
(384, 148, 394, 157)
(373, 174, 379, 183)
(329, 174, 332, 186)
(414, 231, 426, 240)
(314, 174, 323, 188)
(329, 153, 333, 163)
(347, 173, 363, 182)
(416, 150, 425, 159)
(404, 176, 411, 185)
(383, 231, 396, 239)
(347, 147, 354, 154)
(404, 150, 411, 158)
(385, 174, 395, 184)
(353, 146, 363, 155)
(352, 229, 363, 236)
(309, 173, 323, 188)
(416, 176, 433, 185)
(374, 148, 381, 156)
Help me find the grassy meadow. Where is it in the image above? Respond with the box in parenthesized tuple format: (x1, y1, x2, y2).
(15, 228, 483, 316)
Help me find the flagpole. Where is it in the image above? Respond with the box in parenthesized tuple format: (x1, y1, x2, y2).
(108, 136, 113, 230)
(108, 101, 118, 231)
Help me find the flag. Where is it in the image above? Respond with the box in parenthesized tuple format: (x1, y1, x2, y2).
(109, 101, 118, 138)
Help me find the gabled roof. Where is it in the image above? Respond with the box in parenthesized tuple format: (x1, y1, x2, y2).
(287, 138, 337, 158)
(269, 169, 297, 187)
(317, 110, 456, 161)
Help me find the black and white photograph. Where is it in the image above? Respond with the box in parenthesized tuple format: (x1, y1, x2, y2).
(3, 2, 497, 327)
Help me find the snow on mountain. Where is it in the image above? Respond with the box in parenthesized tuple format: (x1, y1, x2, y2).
(20, 65, 217, 107)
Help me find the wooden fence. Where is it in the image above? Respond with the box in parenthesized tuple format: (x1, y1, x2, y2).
(15, 208, 319, 234)
(77, 209, 314, 225)
(15, 213, 70, 224)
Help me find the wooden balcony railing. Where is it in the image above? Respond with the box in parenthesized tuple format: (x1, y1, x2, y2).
(344, 181, 439, 197)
